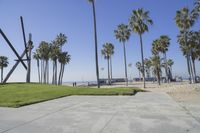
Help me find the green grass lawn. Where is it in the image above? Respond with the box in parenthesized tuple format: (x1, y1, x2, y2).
(0, 83, 143, 108)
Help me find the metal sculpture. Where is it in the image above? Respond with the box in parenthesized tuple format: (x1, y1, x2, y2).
(0, 16, 33, 83)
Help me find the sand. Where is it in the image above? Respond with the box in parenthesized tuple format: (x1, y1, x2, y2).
(139, 82, 200, 104)
(111, 81, 200, 122)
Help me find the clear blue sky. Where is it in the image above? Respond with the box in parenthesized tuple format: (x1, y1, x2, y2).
(0, 0, 199, 82)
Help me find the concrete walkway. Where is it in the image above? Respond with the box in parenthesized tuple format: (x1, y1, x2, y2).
(0, 92, 200, 133)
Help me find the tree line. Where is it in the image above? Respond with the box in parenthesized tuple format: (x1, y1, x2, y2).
(88, 0, 200, 87)
(33, 33, 71, 85)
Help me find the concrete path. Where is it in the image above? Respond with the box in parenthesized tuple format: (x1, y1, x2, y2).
(0, 92, 200, 133)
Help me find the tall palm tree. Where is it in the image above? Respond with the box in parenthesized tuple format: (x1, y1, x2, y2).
(114, 24, 131, 86)
(151, 39, 161, 84)
(178, 31, 194, 82)
(136, 62, 142, 80)
(109, 44, 114, 82)
(175, 7, 199, 83)
(50, 42, 61, 85)
(129, 8, 153, 88)
(54, 33, 67, 85)
(33, 50, 41, 83)
(158, 35, 171, 82)
(101, 43, 113, 85)
(38, 41, 50, 84)
(178, 30, 200, 83)
(0, 56, 8, 83)
(58, 52, 71, 85)
(189, 31, 198, 82)
(88, 0, 100, 88)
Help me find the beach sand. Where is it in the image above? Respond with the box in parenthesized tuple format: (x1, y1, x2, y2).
(108, 81, 200, 104)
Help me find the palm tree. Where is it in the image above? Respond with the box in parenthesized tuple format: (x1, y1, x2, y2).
(136, 62, 142, 80)
(58, 52, 71, 85)
(55, 33, 67, 49)
(175, 7, 199, 83)
(109, 44, 114, 82)
(114, 24, 131, 86)
(50, 42, 61, 85)
(129, 8, 153, 88)
(150, 55, 161, 85)
(101, 43, 113, 85)
(167, 59, 174, 80)
(144, 58, 152, 78)
(38, 41, 50, 84)
(33, 50, 41, 83)
(151, 39, 160, 55)
(0, 56, 8, 83)
(178, 30, 200, 83)
(151, 39, 161, 84)
(158, 35, 171, 82)
(194, 0, 200, 12)
(88, 0, 100, 88)
(194, 30, 200, 60)
(178, 31, 194, 82)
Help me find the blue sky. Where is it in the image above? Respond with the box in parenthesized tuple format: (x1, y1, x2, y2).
(0, 0, 199, 82)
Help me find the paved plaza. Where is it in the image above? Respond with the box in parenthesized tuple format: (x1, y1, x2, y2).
(0, 92, 200, 133)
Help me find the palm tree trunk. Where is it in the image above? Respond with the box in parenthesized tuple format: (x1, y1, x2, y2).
(157, 68, 161, 85)
(107, 58, 110, 85)
(40, 59, 42, 83)
(122, 42, 128, 86)
(52, 61, 55, 85)
(60, 64, 63, 85)
(45, 60, 48, 84)
(184, 32, 192, 84)
(41, 60, 43, 83)
(47, 60, 49, 84)
(1, 66, 3, 83)
(46, 60, 48, 84)
(164, 52, 168, 83)
(55, 60, 57, 85)
(61, 64, 65, 85)
(42, 60, 44, 83)
(189, 56, 195, 83)
(37, 59, 40, 83)
(186, 56, 192, 83)
(42, 60, 44, 84)
(139, 34, 146, 88)
(192, 59, 197, 83)
(58, 63, 62, 85)
(92, 1, 100, 88)
(43, 60, 46, 84)
(110, 57, 112, 83)
(170, 66, 173, 78)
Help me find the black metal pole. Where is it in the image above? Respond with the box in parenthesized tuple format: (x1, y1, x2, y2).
(0, 28, 27, 70)
(20, 16, 28, 60)
(3, 49, 27, 83)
